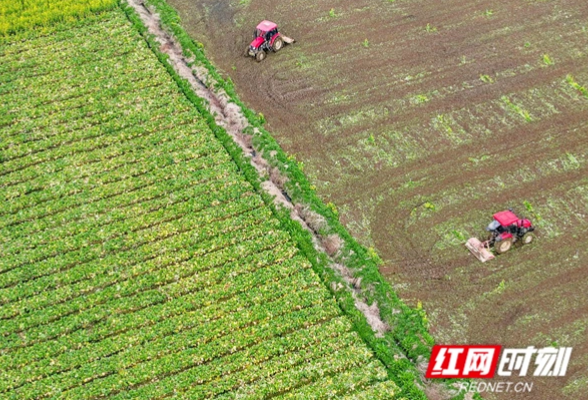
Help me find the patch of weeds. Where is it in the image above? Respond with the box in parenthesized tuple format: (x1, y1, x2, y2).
(501, 96, 533, 122)
(424, 202, 436, 211)
(363, 38, 369, 48)
(480, 74, 494, 84)
(566, 74, 588, 98)
(294, 54, 309, 68)
(258, 112, 265, 124)
(368, 133, 376, 145)
(411, 94, 429, 104)
(542, 54, 554, 66)
(524, 41, 531, 48)
(367, 247, 383, 265)
(433, 114, 454, 136)
(523, 200, 542, 222)
(488, 280, 506, 296)
(484, 9, 494, 17)
(329, 8, 337, 18)
(564, 152, 581, 169)
(425, 23, 437, 33)
(416, 300, 429, 328)
(452, 230, 467, 242)
(402, 178, 419, 189)
(327, 201, 339, 217)
(468, 155, 490, 165)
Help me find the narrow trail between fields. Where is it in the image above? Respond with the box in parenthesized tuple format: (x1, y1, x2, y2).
(125, 0, 393, 347)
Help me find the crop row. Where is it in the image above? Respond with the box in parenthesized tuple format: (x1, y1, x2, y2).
(340, 381, 399, 400)
(1, 18, 136, 80)
(0, 252, 311, 374)
(0, 122, 222, 224)
(0, 228, 289, 330)
(0, 147, 230, 252)
(0, 220, 288, 339)
(1, 80, 179, 149)
(0, 107, 200, 194)
(0, 159, 236, 246)
(0, 208, 282, 348)
(1, 109, 203, 202)
(269, 361, 387, 399)
(0, 193, 267, 293)
(0, 22, 133, 77)
(0, 182, 262, 318)
(0, 10, 122, 55)
(0, 168, 241, 304)
(1, 54, 164, 126)
(0, 29, 147, 93)
(1, 94, 192, 155)
(73, 306, 346, 400)
(189, 335, 372, 399)
(1, 152, 241, 265)
(7, 273, 328, 398)
(3, 163, 237, 256)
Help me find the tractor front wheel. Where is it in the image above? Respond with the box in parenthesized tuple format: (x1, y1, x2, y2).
(495, 239, 512, 254)
(255, 51, 266, 62)
(272, 37, 284, 52)
(522, 234, 535, 245)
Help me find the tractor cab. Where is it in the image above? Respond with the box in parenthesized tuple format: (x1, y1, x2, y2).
(253, 20, 278, 42)
(247, 20, 295, 62)
(485, 210, 535, 252)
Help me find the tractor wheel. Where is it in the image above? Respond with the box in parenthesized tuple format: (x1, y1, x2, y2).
(495, 239, 512, 254)
(272, 37, 284, 52)
(522, 233, 535, 245)
(255, 51, 266, 62)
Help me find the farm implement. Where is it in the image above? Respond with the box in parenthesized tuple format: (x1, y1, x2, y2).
(466, 210, 536, 262)
(246, 20, 295, 62)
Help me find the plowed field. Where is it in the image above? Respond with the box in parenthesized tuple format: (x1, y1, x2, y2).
(166, 0, 588, 398)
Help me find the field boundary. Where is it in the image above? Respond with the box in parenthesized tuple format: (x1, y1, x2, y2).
(118, 0, 476, 398)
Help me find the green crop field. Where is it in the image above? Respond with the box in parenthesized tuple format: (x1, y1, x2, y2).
(0, 5, 403, 399)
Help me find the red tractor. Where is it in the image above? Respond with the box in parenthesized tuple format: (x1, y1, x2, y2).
(466, 210, 535, 262)
(247, 20, 295, 62)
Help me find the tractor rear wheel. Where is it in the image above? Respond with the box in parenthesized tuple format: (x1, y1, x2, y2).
(522, 234, 535, 245)
(272, 37, 284, 52)
(255, 51, 266, 62)
(495, 239, 512, 254)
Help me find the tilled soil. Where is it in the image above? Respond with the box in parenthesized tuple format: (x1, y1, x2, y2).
(166, 0, 588, 398)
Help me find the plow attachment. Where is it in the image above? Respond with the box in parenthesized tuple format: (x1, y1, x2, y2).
(466, 238, 495, 263)
(280, 35, 295, 44)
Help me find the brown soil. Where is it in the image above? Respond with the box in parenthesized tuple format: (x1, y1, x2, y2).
(166, 0, 588, 398)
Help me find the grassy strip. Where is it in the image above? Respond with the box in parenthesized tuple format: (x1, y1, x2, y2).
(118, 0, 441, 398)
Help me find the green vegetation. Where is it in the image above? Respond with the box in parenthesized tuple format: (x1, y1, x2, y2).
(501, 95, 533, 122)
(425, 23, 437, 33)
(0, 6, 402, 399)
(566, 74, 588, 98)
(0, 0, 117, 35)
(480, 74, 494, 83)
